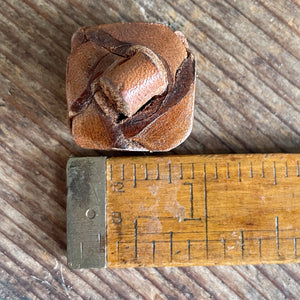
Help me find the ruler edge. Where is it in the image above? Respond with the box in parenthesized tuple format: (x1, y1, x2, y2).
(67, 153, 300, 269)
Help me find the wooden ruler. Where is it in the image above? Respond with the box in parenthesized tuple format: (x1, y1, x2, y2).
(67, 154, 300, 269)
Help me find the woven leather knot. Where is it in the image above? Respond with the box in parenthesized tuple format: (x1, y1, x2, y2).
(66, 23, 195, 151)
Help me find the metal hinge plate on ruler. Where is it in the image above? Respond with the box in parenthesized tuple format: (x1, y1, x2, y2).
(67, 157, 106, 269)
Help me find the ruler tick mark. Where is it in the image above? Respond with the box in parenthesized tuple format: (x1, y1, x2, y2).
(168, 163, 172, 184)
(116, 241, 119, 259)
(238, 162, 241, 182)
(250, 162, 253, 178)
(215, 163, 218, 179)
(227, 163, 230, 179)
(294, 238, 297, 257)
(187, 240, 191, 260)
(275, 216, 280, 256)
(240, 230, 244, 258)
(273, 162, 277, 185)
(204, 163, 208, 259)
(121, 164, 124, 180)
(184, 182, 194, 219)
(222, 238, 226, 258)
(191, 163, 194, 179)
(134, 219, 138, 259)
(258, 238, 262, 258)
(145, 164, 148, 180)
(170, 232, 173, 262)
(156, 164, 160, 180)
(262, 162, 265, 178)
(152, 241, 155, 262)
(180, 163, 183, 180)
(297, 161, 299, 177)
(133, 164, 136, 188)
(285, 162, 288, 177)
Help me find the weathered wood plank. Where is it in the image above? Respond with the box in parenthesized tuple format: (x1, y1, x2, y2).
(150, 0, 300, 122)
(0, 70, 95, 157)
(1, 0, 300, 298)
(164, 0, 300, 110)
(182, 267, 242, 299)
(233, 265, 289, 300)
(144, 0, 300, 116)
(0, 255, 41, 299)
(0, 278, 25, 300)
(209, 265, 279, 299)
(1, 1, 68, 65)
(24, 0, 81, 37)
(258, 0, 300, 34)
(111, 268, 174, 299)
(96, 269, 146, 299)
(195, 0, 300, 88)
(155, 268, 213, 299)
(5, 0, 71, 51)
(226, 0, 300, 60)
(0, 234, 67, 299)
(280, 264, 300, 285)
(255, 265, 300, 299)
(50, 0, 102, 27)
(0, 118, 66, 185)
(0, 203, 124, 299)
(0, 13, 65, 83)
(138, 268, 198, 299)
(0, 36, 65, 102)
(0, 167, 66, 245)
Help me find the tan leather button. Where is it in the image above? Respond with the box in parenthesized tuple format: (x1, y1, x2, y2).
(66, 23, 195, 151)
(98, 45, 168, 117)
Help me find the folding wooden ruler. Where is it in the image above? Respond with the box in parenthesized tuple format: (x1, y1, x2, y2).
(67, 154, 300, 269)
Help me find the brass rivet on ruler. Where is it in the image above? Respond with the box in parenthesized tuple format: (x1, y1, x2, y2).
(86, 208, 96, 219)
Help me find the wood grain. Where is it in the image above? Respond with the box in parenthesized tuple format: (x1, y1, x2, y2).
(1, 0, 300, 298)
(106, 154, 300, 268)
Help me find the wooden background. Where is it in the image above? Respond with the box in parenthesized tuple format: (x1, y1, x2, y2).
(1, 0, 300, 299)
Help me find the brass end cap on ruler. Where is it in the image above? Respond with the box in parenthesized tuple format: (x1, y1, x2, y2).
(67, 157, 107, 269)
